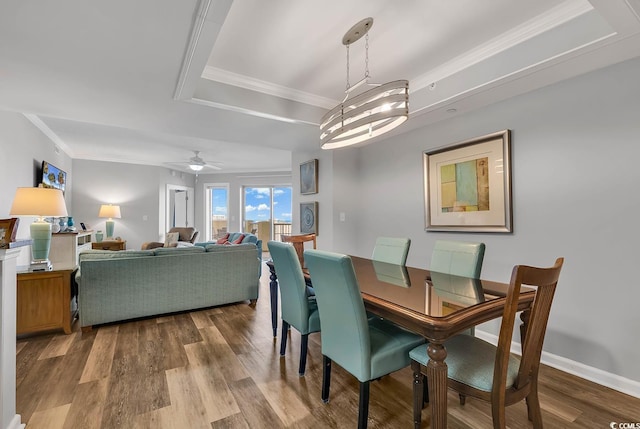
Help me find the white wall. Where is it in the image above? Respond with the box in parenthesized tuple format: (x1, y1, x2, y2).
(333, 56, 640, 383)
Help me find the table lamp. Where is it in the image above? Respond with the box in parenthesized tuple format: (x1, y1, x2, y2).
(9, 187, 68, 270)
(99, 204, 121, 238)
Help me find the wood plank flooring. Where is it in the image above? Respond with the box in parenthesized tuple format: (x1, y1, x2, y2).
(16, 262, 640, 428)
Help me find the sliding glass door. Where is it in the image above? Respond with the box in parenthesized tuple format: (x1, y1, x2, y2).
(243, 186, 292, 248)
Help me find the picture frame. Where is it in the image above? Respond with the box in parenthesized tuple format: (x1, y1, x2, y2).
(423, 129, 512, 232)
(0, 218, 20, 245)
(300, 202, 318, 235)
(80, 222, 87, 231)
(300, 159, 318, 195)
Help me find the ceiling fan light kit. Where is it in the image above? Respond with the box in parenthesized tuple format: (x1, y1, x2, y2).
(320, 17, 409, 149)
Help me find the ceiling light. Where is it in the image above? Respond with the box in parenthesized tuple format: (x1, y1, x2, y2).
(188, 152, 205, 171)
(320, 18, 409, 149)
(189, 162, 204, 172)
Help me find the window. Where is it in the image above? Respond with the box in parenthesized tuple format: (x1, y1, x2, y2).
(205, 184, 229, 240)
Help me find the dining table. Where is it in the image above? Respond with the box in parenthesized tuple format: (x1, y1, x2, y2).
(265, 256, 535, 429)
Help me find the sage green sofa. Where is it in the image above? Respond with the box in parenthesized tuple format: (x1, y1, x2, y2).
(76, 243, 261, 329)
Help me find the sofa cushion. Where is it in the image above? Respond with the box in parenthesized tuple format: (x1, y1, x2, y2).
(205, 243, 256, 253)
(80, 250, 155, 260)
(153, 246, 205, 256)
(231, 234, 245, 244)
(241, 235, 258, 245)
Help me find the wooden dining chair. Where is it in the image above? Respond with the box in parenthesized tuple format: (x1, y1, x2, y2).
(281, 233, 316, 268)
(268, 241, 321, 376)
(371, 236, 411, 265)
(409, 257, 564, 429)
(304, 249, 425, 429)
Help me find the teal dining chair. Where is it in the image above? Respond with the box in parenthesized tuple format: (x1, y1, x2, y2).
(268, 241, 321, 376)
(410, 258, 564, 429)
(430, 239, 486, 278)
(304, 249, 425, 429)
(430, 239, 486, 337)
(371, 236, 411, 265)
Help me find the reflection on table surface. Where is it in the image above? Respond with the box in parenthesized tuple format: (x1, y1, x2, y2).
(351, 256, 509, 318)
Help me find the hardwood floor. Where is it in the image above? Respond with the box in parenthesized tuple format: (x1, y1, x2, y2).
(16, 262, 640, 428)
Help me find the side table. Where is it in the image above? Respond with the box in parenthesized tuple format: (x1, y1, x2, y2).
(17, 268, 76, 335)
(92, 240, 126, 251)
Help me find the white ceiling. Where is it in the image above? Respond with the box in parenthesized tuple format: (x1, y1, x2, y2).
(2, 0, 640, 174)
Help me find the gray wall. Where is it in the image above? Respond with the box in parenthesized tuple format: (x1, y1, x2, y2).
(308, 56, 640, 383)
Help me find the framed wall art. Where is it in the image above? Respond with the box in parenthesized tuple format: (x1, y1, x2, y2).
(300, 159, 318, 195)
(300, 202, 318, 235)
(0, 218, 19, 246)
(423, 129, 512, 232)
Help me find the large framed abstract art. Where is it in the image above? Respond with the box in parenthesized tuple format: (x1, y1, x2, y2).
(423, 130, 512, 232)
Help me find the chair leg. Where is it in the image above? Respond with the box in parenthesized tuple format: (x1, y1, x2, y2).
(526, 379, 543, 428)
(491, 397, 507, 429)
(280, 320, 289, 356)
(358, 381, 370, 429)
(411, 360, 423, 429)
(321, 355, 332, 403)
(298, 334, 309, 376)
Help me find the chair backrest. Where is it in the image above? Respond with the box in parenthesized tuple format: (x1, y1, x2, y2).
(371, 237, 411, 265)
(169, 227, 198, 243)
(430, 240, 485, 278)
(281, 233, 316, 268)
(304, 249, 373, 381)
(268, 241, 312, 332)
(496, 258, 564, 395)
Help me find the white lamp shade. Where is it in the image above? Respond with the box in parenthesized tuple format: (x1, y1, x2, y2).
(9, 187, 68, 218)
(9, 187, 68, 264)
(98, 204, 121, 219)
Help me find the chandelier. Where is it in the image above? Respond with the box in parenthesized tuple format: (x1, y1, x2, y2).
(320, 18, 409, 149)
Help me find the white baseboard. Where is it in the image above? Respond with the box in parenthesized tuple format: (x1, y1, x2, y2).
(6, 414, 25, 429)
(475, 330, 640, 399)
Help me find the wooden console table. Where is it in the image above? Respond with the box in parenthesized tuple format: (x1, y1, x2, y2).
(17, 268, 75, 335)
(92, 240, 126, 251)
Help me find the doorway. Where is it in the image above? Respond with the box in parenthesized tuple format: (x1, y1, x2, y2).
(165, 184, 194, 233)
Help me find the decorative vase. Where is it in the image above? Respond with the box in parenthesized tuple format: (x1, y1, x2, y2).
(58, 217, 66, 231)
(51, 219, 61, 233)
(96, 231, 104, 242)
(67, 216, 74, 227)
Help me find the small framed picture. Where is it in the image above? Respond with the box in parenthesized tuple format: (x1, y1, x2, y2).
(80, 222, 87, 231)
(0, 218, 20, 245)
(300, 202, 318, 235)
(300, 159, 318, 195)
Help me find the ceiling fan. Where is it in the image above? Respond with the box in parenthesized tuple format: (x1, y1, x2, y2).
(168, 151, 222, 172)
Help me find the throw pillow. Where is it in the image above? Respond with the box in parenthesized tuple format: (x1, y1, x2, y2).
(231, 234, 245, 244)
(216, 233, 230, 244)
(164, 232, 179, 248)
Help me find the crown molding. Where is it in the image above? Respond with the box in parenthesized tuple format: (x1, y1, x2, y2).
(23, 114, 75, 157)
(412, 0, 594, 92)
(201, 66, 337, 109)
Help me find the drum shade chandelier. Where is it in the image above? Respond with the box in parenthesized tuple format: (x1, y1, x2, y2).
(320, 17, 409, 149)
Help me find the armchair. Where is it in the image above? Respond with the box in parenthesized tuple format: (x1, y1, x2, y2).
(141, 227, 199, 250)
